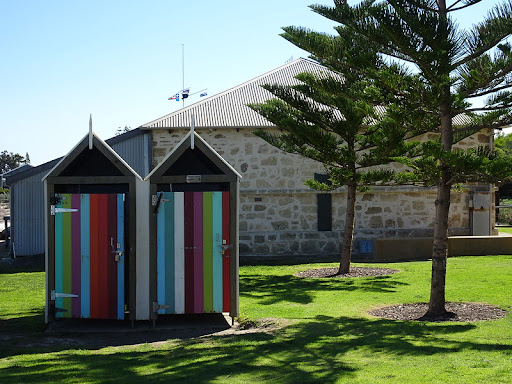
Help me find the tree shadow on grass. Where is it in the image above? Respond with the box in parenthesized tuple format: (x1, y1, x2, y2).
(0, 311, 45, 331)
(2, 315, 504, 384)
(240, 273, 408, 305)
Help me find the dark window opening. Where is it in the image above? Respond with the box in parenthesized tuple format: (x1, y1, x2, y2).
(315, 173, 332, 231)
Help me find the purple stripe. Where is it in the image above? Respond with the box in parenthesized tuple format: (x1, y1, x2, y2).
(193, 192, 204, 313)
(71, 194, 81, 318)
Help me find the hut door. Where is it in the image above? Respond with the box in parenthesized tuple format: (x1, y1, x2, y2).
(53, 193, 125, 320)
(156, 191, 230, 315)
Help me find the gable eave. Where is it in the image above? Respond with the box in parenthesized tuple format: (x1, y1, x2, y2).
(43, 131, 143, 181)
(146, 131, 242, 181)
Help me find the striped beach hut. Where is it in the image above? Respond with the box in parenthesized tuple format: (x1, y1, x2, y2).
(43, 130, 142, 324)
(147, 131, 241, 322)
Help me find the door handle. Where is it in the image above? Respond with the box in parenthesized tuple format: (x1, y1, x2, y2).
(220, 244, 231, 256)
(114, 251, 123, 262)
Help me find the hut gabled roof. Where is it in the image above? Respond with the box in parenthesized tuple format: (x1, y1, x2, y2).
(146, 131, 241, 180)
(43, 131, 142, 181)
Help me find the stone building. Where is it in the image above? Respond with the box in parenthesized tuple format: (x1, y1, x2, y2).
(140, 58, 496, 261)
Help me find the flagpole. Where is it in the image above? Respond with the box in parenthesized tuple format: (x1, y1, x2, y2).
(182, 44, 185, 109)
(167, 45, 207, 106)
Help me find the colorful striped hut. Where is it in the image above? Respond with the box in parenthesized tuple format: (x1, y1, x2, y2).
(146, 131, 241, 323)
(43, 130, 142, 324)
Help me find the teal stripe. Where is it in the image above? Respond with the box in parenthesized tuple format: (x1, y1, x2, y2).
(203, 192, 213, 312)
(80, 194, 90, 318)
(54, 195, 63, 317)
(117, 194, 125, 320)
(165, 192, 175, 314)
(212, 192, 223, 312)
(156, 193, 166, 315)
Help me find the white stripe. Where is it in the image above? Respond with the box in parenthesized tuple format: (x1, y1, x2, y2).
(174, 192, 185, 314)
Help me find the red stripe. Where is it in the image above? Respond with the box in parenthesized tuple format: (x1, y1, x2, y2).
(89, 195, 100, 318)
(184, 192, 195, 313)
(222, 191, 230, 312)
(107, 194, 118, 319)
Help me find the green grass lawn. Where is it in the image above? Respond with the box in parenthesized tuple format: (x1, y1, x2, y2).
(1, 256, 512, 383)
(498, 227, 512, 234)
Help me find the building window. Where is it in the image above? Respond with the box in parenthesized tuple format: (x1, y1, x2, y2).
(315, 173, 332, 231)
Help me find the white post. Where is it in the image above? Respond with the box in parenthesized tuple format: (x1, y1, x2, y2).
(88, 114, 93, 150)
(190, 113, 195, 150)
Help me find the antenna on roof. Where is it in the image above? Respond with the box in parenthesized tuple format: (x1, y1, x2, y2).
(168, 45, 208, 106)
(190, 113, 195, 150)
(182, 44, 185, 109)
(88, 114, 93, 150)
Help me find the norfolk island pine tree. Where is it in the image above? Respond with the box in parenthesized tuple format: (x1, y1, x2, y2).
(305, 0, 512, 318)
(250, 29, 424, 275)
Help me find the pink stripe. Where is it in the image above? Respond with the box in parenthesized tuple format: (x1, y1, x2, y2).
(71, 194, 81, 318)
(193, 192, 204, 313)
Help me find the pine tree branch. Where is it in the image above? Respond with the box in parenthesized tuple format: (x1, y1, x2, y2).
(455, 1, 512, 67)
(447, 0, 482, 12)
(457, 48, 512, 98)
(466, 83, 512, 98)
(400, 0, 439, 12)
(465, 105, 512, 112)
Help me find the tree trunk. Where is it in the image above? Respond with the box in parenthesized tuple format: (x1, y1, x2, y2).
(426, 170, 451, 317)
(426, 46, 453, 318)
(339, 181, 357, 274)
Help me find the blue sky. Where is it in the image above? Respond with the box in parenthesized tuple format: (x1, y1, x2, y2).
(0, 0, 504, 166)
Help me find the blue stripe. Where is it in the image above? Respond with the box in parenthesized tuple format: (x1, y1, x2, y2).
(80, 194, 90, 318)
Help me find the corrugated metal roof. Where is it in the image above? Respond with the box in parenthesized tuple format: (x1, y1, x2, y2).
(141, 58, 330, 129)
(141, 58, 486, 131)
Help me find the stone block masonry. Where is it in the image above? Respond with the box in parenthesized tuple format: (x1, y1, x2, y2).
(152, 127, 488, 259)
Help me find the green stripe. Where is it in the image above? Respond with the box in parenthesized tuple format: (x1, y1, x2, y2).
(62, 194, 72, 317)
(54, 195, 63, 318)
(203, 192, 213, 312)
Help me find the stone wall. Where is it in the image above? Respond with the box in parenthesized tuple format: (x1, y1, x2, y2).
(152, 127, 490, 259)
(153, 128, 325, 190)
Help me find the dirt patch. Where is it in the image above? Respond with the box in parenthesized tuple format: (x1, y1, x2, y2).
(236, 317, 287, 332)
(295, 267, 399, 279)
(369, 302, 507, 322)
